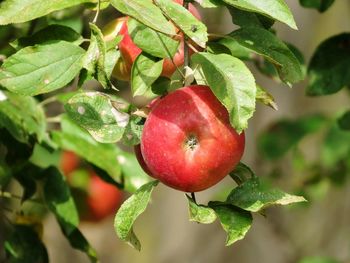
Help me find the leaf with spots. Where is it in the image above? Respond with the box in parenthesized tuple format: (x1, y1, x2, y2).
(65, 92, 129, 143)
(226, 177, 307, 212)
(153, 0, 208, 48)
(0, 41, 85, 95)
(51, 115, 123, 184)
(114, 180, 158, 251)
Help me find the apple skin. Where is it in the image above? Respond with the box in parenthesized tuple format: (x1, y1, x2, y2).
(60, 151, 80, 175)
(140, 85, 245, 192)
(85, 171, 123, 221)
(60, 152, 123, 222)
(111, 0, 200, 80)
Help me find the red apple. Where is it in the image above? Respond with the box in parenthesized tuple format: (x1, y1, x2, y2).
(60, 152, 123, 221)
(85, 171, 123, 221)
(139, 85, 245, 192)
(109, 0, 201, 80)
(60, 150, 80, 175)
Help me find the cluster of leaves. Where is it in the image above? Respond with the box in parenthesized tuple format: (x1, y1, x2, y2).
(0, 0, 340, 261)
(258, 0, 350, 200)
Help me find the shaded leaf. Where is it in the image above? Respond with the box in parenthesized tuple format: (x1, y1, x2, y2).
(208, 202, 253, 246)
(11, 25, 83, 50)
(114, 180, 158, 251)
(0, 41, 85, 95)
(338, 110, 350, 131)
(192, 52, 256, 133)
(228, 6, 275, 29)
(42, 166, 97, 262)
(227, 177, 307, 212)
(258, 115, 327, 160)
(322, 123, 350, 167)
(298, 256, 340, 263)
(4, 224, 48, 263)
(299, 0, 335, 12)
(306, 33, 350, 96)
(229, 162, 256, 185)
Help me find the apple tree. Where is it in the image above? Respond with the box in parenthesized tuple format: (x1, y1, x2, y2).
(0, 0, 347, 262)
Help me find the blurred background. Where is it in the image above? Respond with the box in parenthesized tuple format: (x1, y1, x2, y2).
(1, 0, 350, 262)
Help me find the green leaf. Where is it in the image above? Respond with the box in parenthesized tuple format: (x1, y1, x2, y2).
(128, 18, 179, 58)
(216, 38, 252, 60)
(65, 92, 128, 143)
(0, 129, 34, 167)
(229, 162, 256, 185)
(51, 115, 122, 184)
(83, 23, 112, 89)
(0, 0, 95, 25)
(299, 0, 335, 12)
(153, 0, 208, 48)
(222, 0, 297, 29)
(208, 202, 253, 246)
(256, 85, 278, 110)
(338, 110, 350, 131)
(299, 256, 340, 263)
(322, 123, 350, 167)
(131, 53, 163, 97)
(0, 160, 11, 187)
(110, 0, 176, 36)
(114, 180, 158, 251)
(186, 195, 217, 224)
(43, 167, 79, 233)
(118, 150, 151, 193)
(229, 27, 303, 85)
(0, 91, 46, 144)
(258, 115, 327, 160)
(0, 41, 85, 95)
(194, 0, 221, 8)
(226, 177, 307, 212)
(42, 166, 97, 262)
(11, 25, 83, 50)
(4, 224, 48, 263)
(105, 49, 120, 77)
(192, 52, 256, 133)
(228, 6, 275, 29)
(121, 115, 144, 146)
(306, 33, 350, 96)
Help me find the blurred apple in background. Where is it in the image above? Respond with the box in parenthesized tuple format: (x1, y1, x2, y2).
(60, 151, 123, 222)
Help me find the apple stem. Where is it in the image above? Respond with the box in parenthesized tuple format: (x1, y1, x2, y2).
(191, 192, 197, 204)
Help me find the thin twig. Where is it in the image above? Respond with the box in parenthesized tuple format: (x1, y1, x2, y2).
(92, 0, 101, 24)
